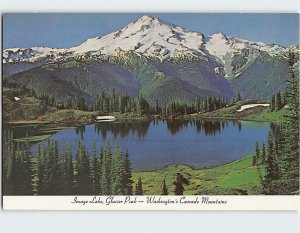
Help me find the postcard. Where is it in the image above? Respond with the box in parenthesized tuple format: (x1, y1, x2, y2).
(2, 13, 299, 210)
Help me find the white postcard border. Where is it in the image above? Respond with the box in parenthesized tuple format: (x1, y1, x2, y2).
(3, 195, 300, 211)
(1, 1, 300, 214)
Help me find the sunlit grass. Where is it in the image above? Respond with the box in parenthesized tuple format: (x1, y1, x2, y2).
(133, 154, 261, 195)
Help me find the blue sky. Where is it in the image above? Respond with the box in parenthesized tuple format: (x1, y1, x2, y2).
(3, 13, 299, 49)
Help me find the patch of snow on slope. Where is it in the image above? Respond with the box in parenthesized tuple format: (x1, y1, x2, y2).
(236, 103, 270, 112)
(235, 72, 242, 77)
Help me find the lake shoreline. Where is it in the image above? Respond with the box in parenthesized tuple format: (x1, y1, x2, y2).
(4, 113, 277, 125)
(4, 99, 285, 125)
(133, 154, 249, 173)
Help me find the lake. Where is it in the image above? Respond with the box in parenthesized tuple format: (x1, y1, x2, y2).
(26, 119, 270, 171)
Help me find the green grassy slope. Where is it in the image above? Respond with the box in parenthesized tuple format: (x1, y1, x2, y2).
(41, 109, 97, 125)
(197, 100, 287, 123)
(133, 154, 261, 195)
(251, 108, 289, 122)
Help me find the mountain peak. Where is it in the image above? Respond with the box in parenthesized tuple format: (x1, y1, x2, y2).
(122, 15, 163, 35)
(135, 15, 160, 24)
(71, 15, 206, 59)
(210, 32, 227, 40)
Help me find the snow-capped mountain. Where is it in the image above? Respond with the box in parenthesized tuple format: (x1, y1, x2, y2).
(205, 32, 291, 78)
(3, 15, 294, 75)
(70, 15, 290, 63)
(71, 15, 207, 61)
(2, 15, 298, 104)
(2, 47, 71, 64)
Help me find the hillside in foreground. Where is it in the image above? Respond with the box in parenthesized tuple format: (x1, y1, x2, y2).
(133, 154, 261, 195)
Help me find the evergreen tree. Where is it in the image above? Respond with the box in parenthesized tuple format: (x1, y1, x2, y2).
(59, 150, 68, 194)
(282, 86, 288, 106)
(65, 142, 74, 195)
(122, 150, 133, 195)
(92, 140, 100, 195)
(161, 178, 168, 195)
(271, 95, 275, 111)
(76, 140, 92, 195)
(6, 140, 18, 195)
(261, 143, 266, 165)
(253, 141, 260, 166)
(37, 145, 45, 195)
(19, 138, 34, 195)
(236, 92, 242, 102)
(135, 177, 143, 195)
(3, 130, 13, 191)
(111, 144, 125, 195)
(99, 146, 104, 194)
(101, 142, 112, 195)
(262, 133, 280, 194)
(42, 140, 62, 194)
(173, 173, 189, 195)
(275, 92, 283, 111)
(53, 140, 63, 193)
(155, 99, 160, 114)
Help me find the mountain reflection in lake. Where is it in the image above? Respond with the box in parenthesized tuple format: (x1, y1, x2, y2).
(29, 119, 269, 171)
